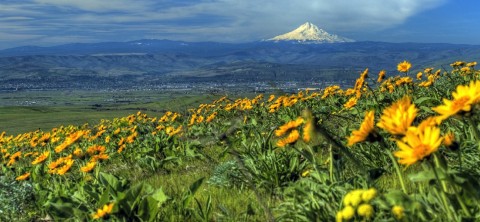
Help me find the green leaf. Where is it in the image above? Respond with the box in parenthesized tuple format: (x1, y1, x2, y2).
(384, 190, 409, 205)
(47, 196, 89, 219)
(125, 183, 145, 211)
(72, 189, 87, 203)
(138, 196, 160, 222)
(151, 188, 168, 204)
(414, 97, 436, 106)
(188, 177, 205, 195)
(195, 198, 205, 219)
(419, 106, 435, 114)
(183, 177, 205, 208)
(408, 168, 447, 182)
(48, 201, 75, 218)
(99, 172, 121, 191)
(98, 187, 111, 206)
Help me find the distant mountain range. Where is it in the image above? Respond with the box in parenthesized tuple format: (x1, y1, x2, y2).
(1, 23, 480, 90)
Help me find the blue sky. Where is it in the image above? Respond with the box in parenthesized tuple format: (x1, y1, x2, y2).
(0, 0, 479, 49)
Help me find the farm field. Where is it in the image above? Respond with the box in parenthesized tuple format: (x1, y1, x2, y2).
(0, 90, 226, 135)
(1, 60, 480, 221)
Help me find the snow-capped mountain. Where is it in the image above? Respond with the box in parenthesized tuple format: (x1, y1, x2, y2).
(267, 22, 354, 43)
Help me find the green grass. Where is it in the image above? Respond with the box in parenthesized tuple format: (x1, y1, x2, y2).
(0, 90, 228, 135)
(141, 145, 271, 221)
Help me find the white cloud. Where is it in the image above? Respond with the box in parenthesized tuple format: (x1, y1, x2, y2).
(0, 0, 449, 48)
(0, 32, 44, 41)
(160, 0, 447, 34)
(32, 0, 150, 12)
(106, 0, 447, 42)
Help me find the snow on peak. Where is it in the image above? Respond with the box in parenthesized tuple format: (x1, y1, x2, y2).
(267, 22, 354, 43)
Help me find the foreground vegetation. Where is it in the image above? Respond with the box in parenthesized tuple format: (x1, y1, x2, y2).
(1, 60, 480, 221)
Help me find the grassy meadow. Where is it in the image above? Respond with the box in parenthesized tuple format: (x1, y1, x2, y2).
(0, 90, 222, 135)
(1, 61, 480, 221)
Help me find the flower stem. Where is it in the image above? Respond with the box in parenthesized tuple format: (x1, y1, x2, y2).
(428, 158, 454, 220)
(466, 116, 480, 144)
(329, 144, 334, 182)
(434, 154, 472, 217)
(455, 192, 472, 217)
(386, 150, 407, 194)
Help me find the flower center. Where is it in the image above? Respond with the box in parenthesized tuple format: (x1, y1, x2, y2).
(413, 144, 430, 160)
(452, 96, 470, 112)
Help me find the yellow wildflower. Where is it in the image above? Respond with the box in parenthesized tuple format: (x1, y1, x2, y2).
(302, 120, 313, 143)
(361, 188, 377, 202)
(7, 151, 22, 166)
(387, 83, 395, 92)
(443, 131, 455, 147)
(461, 67, 471, 72)
(336, 211, 343, 222)
(30, 137, 39, 148)
(344, 189, 364, 207)
(92, 153, 109, 161)
(377, 70, 386, 82)
(206, 112, 217, 123)
(167, 125, 182, 136)
(188, 113, 197, 126)
(80, 161, 96, 173)
(341, 206, 355, 220)
(268, 94, 275, 102)
(92, 203, 114, 219)
(276, 130, 300, 147)
(392, 205, 405, 219)
(118, 138, 125, 146)
(87, 145, 106, 155)
(416, 72, 423, 80)
(343, 97, 357, 109)
(466, 61, 477, 67)
(424, 67, 434, 73)
(450, 61, 465, 67)
(394, 126, 443, 166)
(275, 117, 304, 137)
(56, 159, 75, 175)
(54, 130, 85, 153)
(31, 151, 50, 165)
(16, 172, 31, 181)
(397, 60, 412, 73)
(357, 203, 374, 218)
(301, 169, 311, 177)
(345, 88, 355, 96)
(117, 144, 126, 153)
(196, 115, 205, 123)
(377, 96, 417, 136)
(432, 80, 480, 120)
(395, 76, 413, 86)
(347, 111, 375, 146)
(126, 132, 136, 144)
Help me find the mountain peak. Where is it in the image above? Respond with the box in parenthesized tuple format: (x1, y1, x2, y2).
(267, 22, 354, 43)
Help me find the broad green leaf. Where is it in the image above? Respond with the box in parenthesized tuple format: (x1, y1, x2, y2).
(138, 196, 160, 222)
(414, 97, 436, 106)
(151, 188, 168, 204)
(188, 177, 205, 195)
(98, 187, 111, 206)
(99, 172, 121, 191)
(125, 183, 145, 211)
